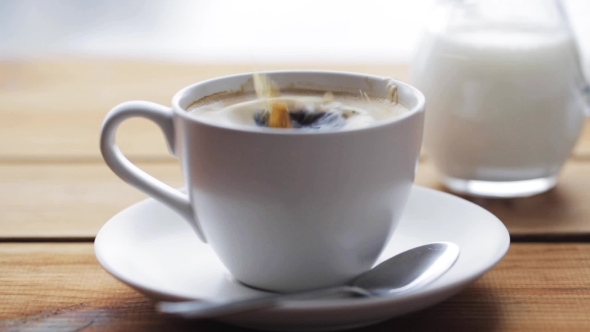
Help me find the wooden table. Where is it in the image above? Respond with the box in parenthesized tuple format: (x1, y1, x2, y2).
(1, 60, 589, 331)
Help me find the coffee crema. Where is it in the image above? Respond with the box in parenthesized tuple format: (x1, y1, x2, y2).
(187, 90, 407, 130)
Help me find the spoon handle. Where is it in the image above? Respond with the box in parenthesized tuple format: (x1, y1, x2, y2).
(158, 286, 370, 319)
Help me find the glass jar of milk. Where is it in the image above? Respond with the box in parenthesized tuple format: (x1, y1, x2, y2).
(412, 0, 590, 198)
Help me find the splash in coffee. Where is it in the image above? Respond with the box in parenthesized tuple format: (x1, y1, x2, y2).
(187, 74, 407, 130)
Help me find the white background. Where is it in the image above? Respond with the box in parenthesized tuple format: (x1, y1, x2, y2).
(0, 0, 589, 70)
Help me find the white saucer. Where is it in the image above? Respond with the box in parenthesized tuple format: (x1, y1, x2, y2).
(95, 186, 509, 331)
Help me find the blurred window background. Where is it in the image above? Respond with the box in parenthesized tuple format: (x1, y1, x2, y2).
(0, 0, 588, 73)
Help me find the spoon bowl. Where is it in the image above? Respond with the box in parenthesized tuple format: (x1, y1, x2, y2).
(356, 241, 460, 295)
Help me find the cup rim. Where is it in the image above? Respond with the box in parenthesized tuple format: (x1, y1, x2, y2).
(171, 70, 425, 135)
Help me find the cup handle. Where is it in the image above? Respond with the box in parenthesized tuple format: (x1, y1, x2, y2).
(100, 101, 207, 243)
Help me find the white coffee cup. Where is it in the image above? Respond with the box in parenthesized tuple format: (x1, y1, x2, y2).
(100, 71, 425, 292)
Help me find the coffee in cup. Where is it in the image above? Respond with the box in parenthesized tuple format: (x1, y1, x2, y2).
(187, 75, 408, 131)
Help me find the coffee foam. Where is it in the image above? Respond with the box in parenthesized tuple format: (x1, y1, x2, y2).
(186, 90, 408, 130)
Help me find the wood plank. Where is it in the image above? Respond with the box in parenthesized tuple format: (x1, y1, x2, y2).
(0, 60, 408, 161)
(1, 60, 589, 161)
(0, 162, 183, 238)
(577, 122, 590, 158)
(415, 160, 590, 237)
(1, 243, 589, 331)
(3, 159, 590, 239)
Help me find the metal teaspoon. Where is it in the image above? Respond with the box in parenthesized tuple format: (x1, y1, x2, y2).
(158, 242, 460, 319)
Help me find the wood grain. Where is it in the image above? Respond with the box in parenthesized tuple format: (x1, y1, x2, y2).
(2, 60, 589, 332)
(0, 60, 408, 161)
(415, 161, 590, 237)
(0, 243, 589, 331)
(2, 160, 590, 239)
(0, 162, 183, 238)
(577, 124, 590, 157)
(1, 60, 589, 161)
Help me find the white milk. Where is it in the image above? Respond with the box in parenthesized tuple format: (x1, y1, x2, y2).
(412, 26, 587, 182)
